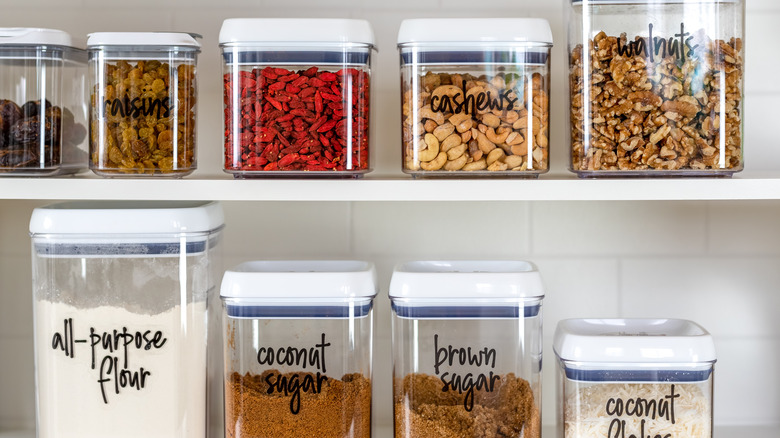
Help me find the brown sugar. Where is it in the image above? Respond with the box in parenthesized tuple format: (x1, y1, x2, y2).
(394, 373, 540, 438)
(225, 370, 372, 438)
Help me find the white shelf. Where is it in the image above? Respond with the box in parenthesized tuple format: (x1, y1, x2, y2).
(3, 171, 780, 202)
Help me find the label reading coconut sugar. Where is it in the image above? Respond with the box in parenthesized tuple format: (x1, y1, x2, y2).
(50, 317, 168, 404)
(433, 334, 501, 412)
(256, 333, 332, 415)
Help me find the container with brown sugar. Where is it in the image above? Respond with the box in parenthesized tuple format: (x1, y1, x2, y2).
(220, 261, 377, 438)
(389, 261, 545, 438)
(553, 319, 716, 438)
(219, 19, 374, 177)
(87, 32, 200, 177)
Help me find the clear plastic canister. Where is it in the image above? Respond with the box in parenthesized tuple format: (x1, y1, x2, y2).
(389, 261, 545, 437)
(87, 32, 200, 177)
(29, 201, 224, 438)
(566, 0, 745, 176)
(220, 260, 377, 437)
(0, 28, 87, 175)
(553, 319, 716, 438)
(398, 19, 553, 177)
(219, 19, 374, 177)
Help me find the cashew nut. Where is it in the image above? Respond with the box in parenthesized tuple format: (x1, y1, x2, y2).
(420, 151, 447, 170)
(462, 158, 487, 171)
(481, 113, 501, 128)
(504, 155, 523, 169)
(433, 123, 455, 142)
(486, 148, 506, 166)
(444, 154, 468, 171)
(418, 133, 440, 162)
(487, 160, 508, 172)
(486, 127, 510, 144)
(441, 133, 461, 152)
(477, 132, 496, 154)
(447, 143, 468, 161)
(419, 105, 446, 125)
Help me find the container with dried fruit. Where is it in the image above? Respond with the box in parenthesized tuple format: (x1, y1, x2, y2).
(219, 19, 374, 177)
(87, 32, 200, 177)
(566, 0, 745, 176)
(553, 319, 716, 438)
(0, 28, 87, 176)
(397, 19, 553, 177)
(221, 261, 377, 438)
(389, 261, 544, 438)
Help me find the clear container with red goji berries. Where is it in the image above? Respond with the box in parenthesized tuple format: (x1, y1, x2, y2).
(220, 19, 375, 177)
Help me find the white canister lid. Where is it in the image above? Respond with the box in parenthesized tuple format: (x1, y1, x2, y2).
(29, 201, 224, 236)
(389, 261, 545, 300)
(221, 260, 378, 300)
(397, 19, 553, 46)
(219, 18, 375, 47)
(553, 318, 717, 365)
(87, 32, 201, 49)
(0, 28, 76, 48)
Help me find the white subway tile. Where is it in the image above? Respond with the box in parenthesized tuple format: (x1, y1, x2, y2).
(532, 201, 709, 256)
(0, 338, 34, 425)
(708, 201, 780, 255)
(221, 201, 353, 258)
(0, 257, 33, 338)
(714, 337, 780, 425)
(0, 8, 172, 37)
(0, 201, 43, 257)
(745, 13, 780, 94)
(621, 257, 780, 337)
(352, 201, 531, 257)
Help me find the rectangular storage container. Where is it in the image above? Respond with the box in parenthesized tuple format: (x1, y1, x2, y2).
(220, 19, 374, 177)
(566, 0, 745, 176)
(553, 319, 716, 438)
(389, 261, 544, 437)
(88, 32, 200, 177)
(398, 19, 553, 177)
(0, 28, 87, 175)
(220, 260, 377, 437)
(29, 201, 224, 438)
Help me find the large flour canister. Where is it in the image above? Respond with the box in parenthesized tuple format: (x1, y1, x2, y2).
(29, 201, 224, 438)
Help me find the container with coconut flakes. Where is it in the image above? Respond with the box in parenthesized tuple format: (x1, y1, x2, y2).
(553, 319, 716, 438)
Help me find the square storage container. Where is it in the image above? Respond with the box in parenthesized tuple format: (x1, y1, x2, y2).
(29, 201, 224, 438)
(566, 0, 745, 176)
(389, 261, 544, 437)
(220, 19, 374, 177)
(220, 260, 377, 437)
(0, 28, 87, 175)
(88, 32, 200, 177)
(398, 19, 553, 177)
(553, 319, 716, 438)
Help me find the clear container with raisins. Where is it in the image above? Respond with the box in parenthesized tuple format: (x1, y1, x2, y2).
(389, 261, 545, 438)
(566, 0, 745, 177)
(0, 28, 87, 176)
(219, 19, 375, 177)
(397, 19, 553, 177)
(87, 32, 200, 177)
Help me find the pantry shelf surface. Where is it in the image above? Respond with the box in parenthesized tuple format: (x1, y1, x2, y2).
(3, 171, 780, 201)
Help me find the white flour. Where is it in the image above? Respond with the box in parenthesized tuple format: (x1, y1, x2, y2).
(35, 300, 207, 438)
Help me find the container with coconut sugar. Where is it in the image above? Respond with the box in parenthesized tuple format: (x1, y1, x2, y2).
(553, 319, 716, 438)
(29, 201, 224, 438)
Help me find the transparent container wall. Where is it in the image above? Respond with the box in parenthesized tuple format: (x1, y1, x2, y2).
(0, 47, 87, 175)
(400, 46, 551, 177)
(89, 48, 198, 177)
(567, 1, 745, 176)
(556, 361, 714, 438)
(222, 301, 373, 437)
(391, 300, 543, 438)
(221, 45, 372, 177)
(31, 232, 221, 438)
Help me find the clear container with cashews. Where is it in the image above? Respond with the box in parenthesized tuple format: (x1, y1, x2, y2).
(398, 19, 553, 177)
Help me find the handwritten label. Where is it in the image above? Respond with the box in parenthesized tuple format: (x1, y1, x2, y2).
(257, 333, 332, 415)
(432, 334, 500, 412)
(51, 318, 168, 404)
(615, 23, 698, 63)
(102, 96, 170, 119)
(605, 384, 680, 438)
(430, 80, 519, 116)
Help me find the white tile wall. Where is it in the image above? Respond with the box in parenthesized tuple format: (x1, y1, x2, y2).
(2, 0, 780, 435)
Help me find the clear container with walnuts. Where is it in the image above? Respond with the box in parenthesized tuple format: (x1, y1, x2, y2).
(87, 32, 200, 177)
(567, 0, 745, 176)
(398, 19, 553, 177)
